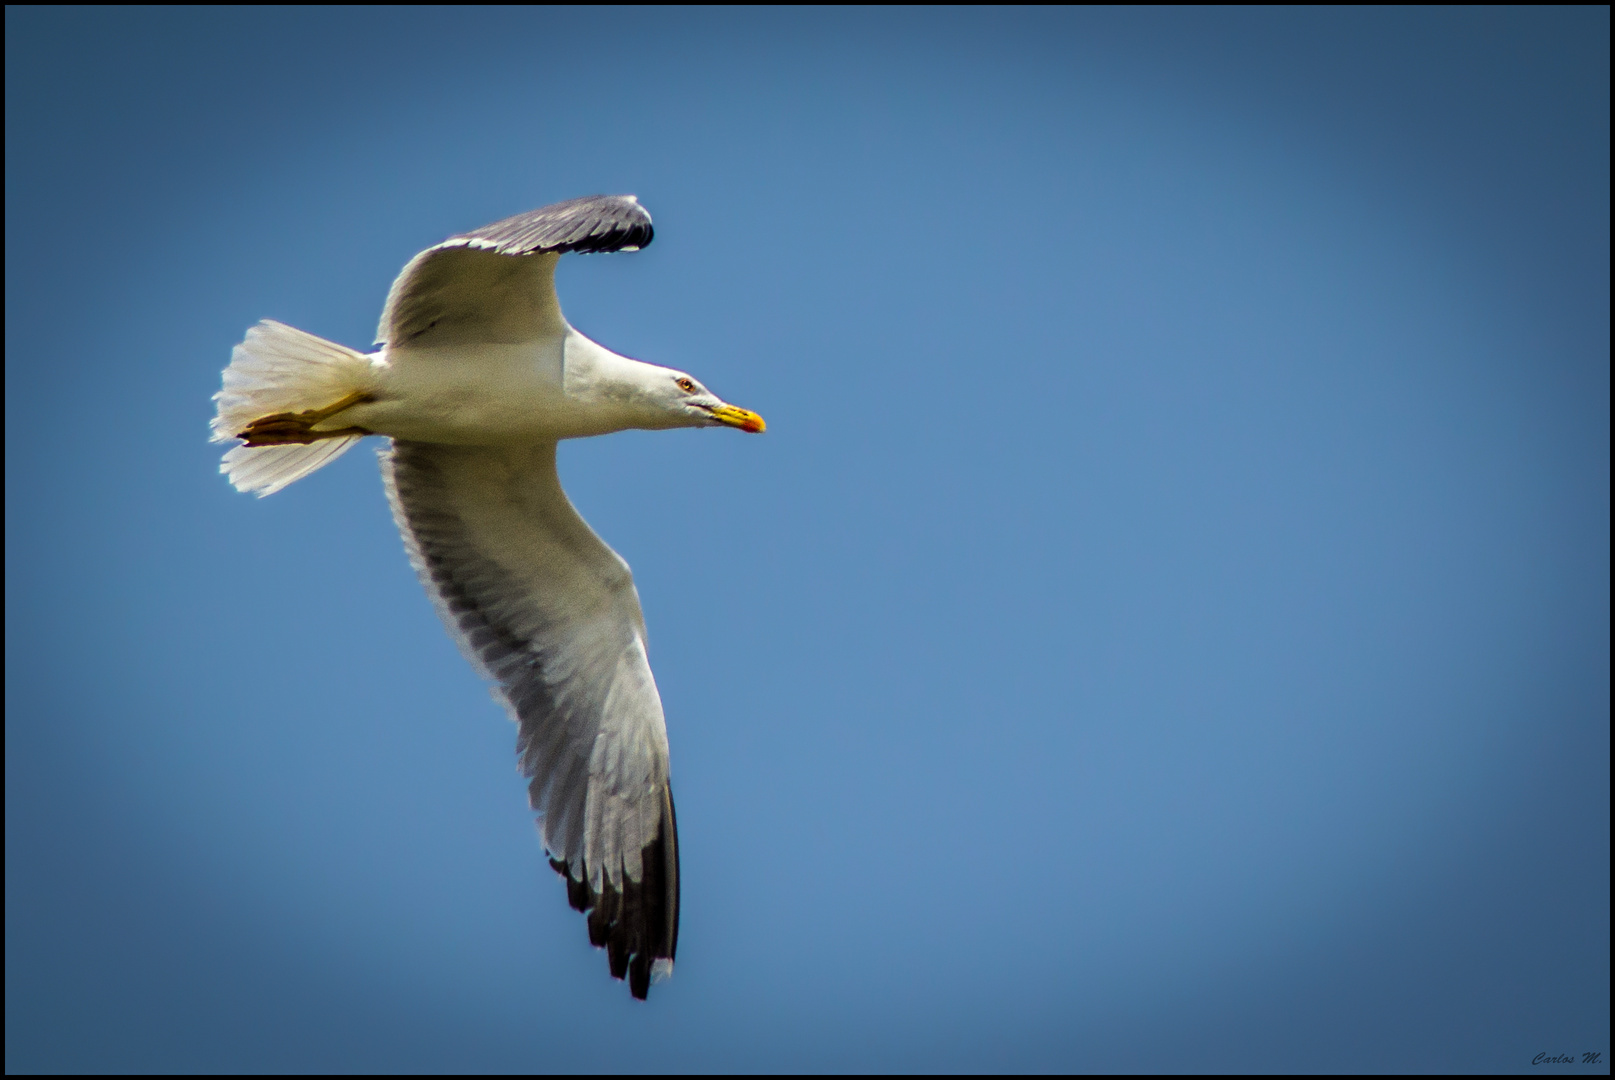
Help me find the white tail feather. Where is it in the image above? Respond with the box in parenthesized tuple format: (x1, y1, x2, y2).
(213, 320, 377, 496)
(219, 438, 365, 497)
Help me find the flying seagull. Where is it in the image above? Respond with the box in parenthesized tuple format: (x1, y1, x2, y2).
(212, 195, 764, 1000)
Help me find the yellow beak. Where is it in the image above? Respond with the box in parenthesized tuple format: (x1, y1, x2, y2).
(707, 403, 766, 433)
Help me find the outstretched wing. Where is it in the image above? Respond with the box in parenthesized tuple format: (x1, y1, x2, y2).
(375, 195, 654, 349)
(381, 439, 678, 999)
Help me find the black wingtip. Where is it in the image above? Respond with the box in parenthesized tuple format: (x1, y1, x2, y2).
(546, 787, 680, 1000)
(628, 953, 652, 1000)
(452, 194, 655, 257)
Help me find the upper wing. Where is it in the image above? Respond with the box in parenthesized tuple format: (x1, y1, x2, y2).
(375, 194, 655, 348)
(381, 439, 678, 999)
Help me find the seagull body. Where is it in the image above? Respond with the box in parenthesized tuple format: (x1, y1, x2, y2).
(212, 195, 763, 999)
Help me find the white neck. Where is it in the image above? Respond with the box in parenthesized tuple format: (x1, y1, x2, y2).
(562, 327, 689, 433)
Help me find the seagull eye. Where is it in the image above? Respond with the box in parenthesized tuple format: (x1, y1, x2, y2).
(675, 377, 697, 393)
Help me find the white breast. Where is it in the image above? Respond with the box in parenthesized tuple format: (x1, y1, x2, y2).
(343, 328, 638, 445)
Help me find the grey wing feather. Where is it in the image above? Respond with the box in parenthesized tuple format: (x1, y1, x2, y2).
(381, 439, 678, 999)
(375, 195, 654, 348)
(446, 194, 654, 256)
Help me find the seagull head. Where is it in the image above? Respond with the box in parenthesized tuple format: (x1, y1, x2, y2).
(577, 336, 765, 435)
(646, 367, 766, 433)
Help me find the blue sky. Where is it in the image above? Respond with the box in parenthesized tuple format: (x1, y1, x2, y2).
(5, 8, 1608, 1072)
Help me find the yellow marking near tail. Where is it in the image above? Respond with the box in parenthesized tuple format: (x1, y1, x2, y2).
(238, 390, 375, 446)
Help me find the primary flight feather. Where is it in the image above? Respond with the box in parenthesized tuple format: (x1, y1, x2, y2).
(212, 195, 764, 1000)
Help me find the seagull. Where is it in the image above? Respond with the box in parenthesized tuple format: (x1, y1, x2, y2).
(212, 195, 764, 1000)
